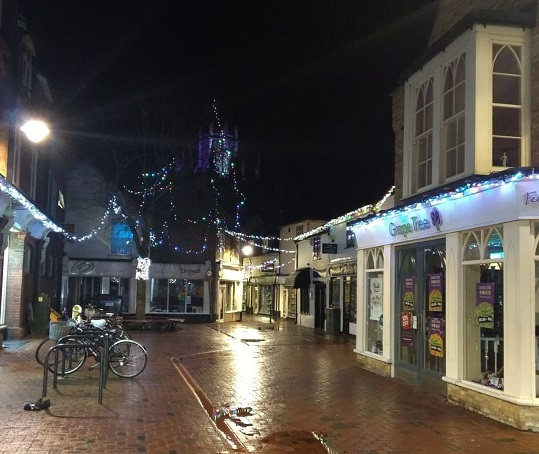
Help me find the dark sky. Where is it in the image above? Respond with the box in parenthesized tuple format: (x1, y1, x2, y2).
(25, 1, 439, 231)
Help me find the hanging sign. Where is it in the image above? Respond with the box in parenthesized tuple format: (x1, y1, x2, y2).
(476, 283, 494, 328)
(428, 273, 443, 312)
(322, 243, 338, 254)
(428, 317, 444, 357)
(402, 276, 415, 310)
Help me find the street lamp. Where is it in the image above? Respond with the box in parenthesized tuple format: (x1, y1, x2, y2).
(20, 120, 50, 143)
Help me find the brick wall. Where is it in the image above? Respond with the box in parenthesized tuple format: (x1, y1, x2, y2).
(391, 86, 405, 203)
(448, 383, 539, 431)
(6, 231, 26, 339)
(357, 354, 391, 377)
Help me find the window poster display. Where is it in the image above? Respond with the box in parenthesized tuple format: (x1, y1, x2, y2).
(369, 277, 383, 321)
(428, 273, 443, 311)
(401, 311, 413, 346)
(428, 317, 444, 357)
(402, 276, 415, 310)
(476, 283, 494, 328)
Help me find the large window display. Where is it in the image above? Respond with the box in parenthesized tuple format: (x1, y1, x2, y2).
(463, 227, 504, 390)
(366, 248, 384, 355)
(150, 278, 204, 313)
(534, 223, 539, 397)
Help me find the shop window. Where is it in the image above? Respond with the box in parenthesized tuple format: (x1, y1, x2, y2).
(463, 227, 504, 390)
(150, 278, 204, 313)
(365, 247, 384, 355)
(344, 275, 357, 324)
(533, 223, 539, 397)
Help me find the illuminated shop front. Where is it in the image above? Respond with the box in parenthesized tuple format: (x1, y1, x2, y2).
(149, 263, 211, 320)
(352, 171, 539, 430)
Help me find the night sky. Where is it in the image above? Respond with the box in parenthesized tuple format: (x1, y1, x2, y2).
(25, 1, 439, 232)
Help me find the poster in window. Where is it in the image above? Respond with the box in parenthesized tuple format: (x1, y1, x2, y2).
(476, 283, 494, 328)
(428, 273, 443, 311)
(369, 277, 383, 321)
(428, 317, 444, 357)
(402, 276, 415, 310)
(401, 311, 414, 347)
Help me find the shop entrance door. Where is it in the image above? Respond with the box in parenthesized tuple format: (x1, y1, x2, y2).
(394, 241, 447, 395)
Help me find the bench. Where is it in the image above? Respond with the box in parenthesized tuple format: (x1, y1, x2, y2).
(122, 318, 185, 331)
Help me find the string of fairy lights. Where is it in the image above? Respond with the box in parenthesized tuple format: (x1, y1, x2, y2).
(4, 163, 539, 268)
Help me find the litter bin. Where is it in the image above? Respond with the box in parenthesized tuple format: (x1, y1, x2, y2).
(325, 307, 340, 332)
(29, 294, 50, 336)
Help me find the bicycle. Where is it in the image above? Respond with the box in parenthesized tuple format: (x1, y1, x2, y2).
(36, 320, 146, 378)
(35, 315, 129, 366)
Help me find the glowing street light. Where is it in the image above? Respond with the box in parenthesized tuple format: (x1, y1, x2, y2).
(20, 120, 50, 143)
(241, 244, 253, 257)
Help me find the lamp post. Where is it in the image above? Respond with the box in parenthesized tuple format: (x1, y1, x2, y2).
(241, 244, 253, 315)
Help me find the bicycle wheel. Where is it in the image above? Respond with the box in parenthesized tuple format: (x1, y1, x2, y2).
(49, 339, 88, 375)
(35, 338, 56, 365)
(116, 328, 131, 340)
(108, 340, 147, 378)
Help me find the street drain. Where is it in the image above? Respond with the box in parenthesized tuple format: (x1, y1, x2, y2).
(241, 338, 265, 343)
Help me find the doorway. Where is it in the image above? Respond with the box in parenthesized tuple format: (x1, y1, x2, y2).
(394, 241, 447, 395)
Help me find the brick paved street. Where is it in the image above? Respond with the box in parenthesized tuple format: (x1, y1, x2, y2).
(2, 316, 539, 453)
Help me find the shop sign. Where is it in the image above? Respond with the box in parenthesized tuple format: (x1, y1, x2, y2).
(71, 261, 95, 275)
(322, 243, 338, 254)
(329, 262, 356, 276)
(388, 208, 442, 239)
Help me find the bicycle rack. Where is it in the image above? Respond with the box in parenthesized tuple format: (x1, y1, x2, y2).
(42, 333, 110, 404)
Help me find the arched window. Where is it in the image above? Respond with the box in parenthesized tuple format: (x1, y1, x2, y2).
(492, 44, 522, 167)
(443, 55, 466, 178)
(414, 79, 434, 191)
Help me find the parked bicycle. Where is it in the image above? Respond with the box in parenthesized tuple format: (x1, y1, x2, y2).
(35, 317, 146, 378)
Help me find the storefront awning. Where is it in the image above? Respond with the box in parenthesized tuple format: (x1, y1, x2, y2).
(284, 268, 320, 288)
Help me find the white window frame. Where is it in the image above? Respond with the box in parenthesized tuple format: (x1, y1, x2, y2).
(402, 25, 530, 199)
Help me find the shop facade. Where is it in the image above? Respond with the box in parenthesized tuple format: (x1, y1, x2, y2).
(328, 262, 357, 335)
(352, 171, 539, 430)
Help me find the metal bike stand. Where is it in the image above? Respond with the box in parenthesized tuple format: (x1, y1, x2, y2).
(42, 333, 108, 404)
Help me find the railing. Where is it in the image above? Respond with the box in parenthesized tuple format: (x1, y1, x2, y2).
(481, 336, 503, 374)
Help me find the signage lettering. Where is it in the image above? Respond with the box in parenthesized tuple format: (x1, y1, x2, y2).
(389, 216, 431, 238)
(524, 191, 539, 205)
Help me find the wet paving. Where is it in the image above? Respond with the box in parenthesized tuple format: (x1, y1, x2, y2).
(2, 316, 539, 453)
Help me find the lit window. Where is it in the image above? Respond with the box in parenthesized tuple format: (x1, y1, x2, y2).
(313, 236, 321, 259)
(346, 225, 356, 248)
(111, 221, 133, 255)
